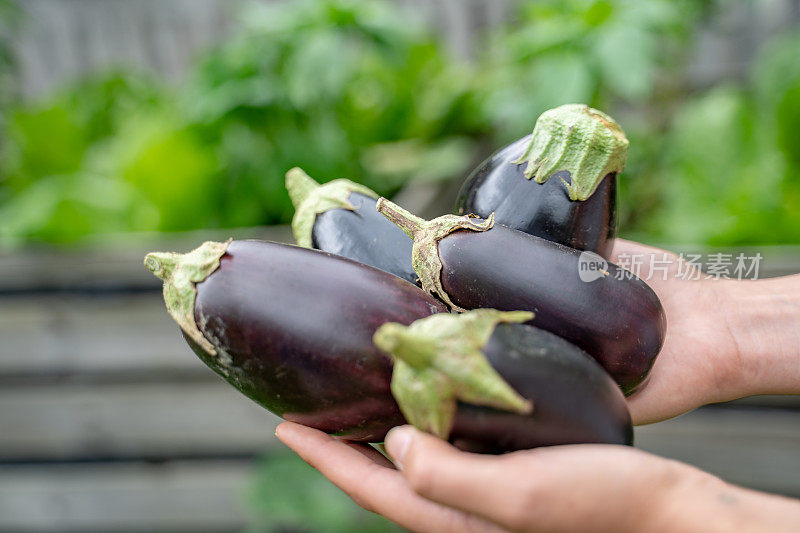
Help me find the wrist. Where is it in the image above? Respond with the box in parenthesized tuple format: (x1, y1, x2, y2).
(717, 275, 800, 397)
(649, 464, 800, 533)
(647, 466, 727, 533)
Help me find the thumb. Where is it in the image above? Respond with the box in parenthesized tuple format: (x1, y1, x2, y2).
(385, 425, 521, 524)
(385, 425, 458, 471)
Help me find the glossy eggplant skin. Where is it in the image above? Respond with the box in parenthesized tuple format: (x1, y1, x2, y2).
(451, 323, 632, 453)
(455, 135, 617, 259)
(180, 239, 633, 450)
(187, 240, 444, 442)
(438, 225, 666, 395)
(312, 192, 418, 284)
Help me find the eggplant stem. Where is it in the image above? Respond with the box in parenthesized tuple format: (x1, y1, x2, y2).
(374, 310, 535, 440)
(375, 197, 425, 238)
(285, 167, 320, 209)
(374, 323, 436, 369)
(288, 171, 379, 248)
(376, 198, 495, 311)
(145, 252, 181, 281)
(144, 239, 231, 356)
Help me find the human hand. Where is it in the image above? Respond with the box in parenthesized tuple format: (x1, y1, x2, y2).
(610, 239, 742, 424)
(611, 239, 800, 424)
(277, 422, 800, 533)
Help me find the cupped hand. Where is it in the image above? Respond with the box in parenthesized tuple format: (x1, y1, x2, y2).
(611, 239, 800, 424)
(274, 240, 800, 533)
(610, 239, 743, 424)
(277, 422, 800, 533)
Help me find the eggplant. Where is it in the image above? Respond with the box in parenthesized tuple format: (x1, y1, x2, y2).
(145, 239, 444, 442)
(144, 242, 631, 451)
(455, 104, 628, 258)
(377, 199, 666, 395)
(374, 310, 633, 452)
(286, 167, 417, 284)
(455, 136, 618, 258)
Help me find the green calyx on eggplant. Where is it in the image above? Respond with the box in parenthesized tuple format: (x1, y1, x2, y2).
(145, 239, 445, 441)
(373, 309, 534, 439)
(455, 135, 618, 258)
(144, 239, 232, 355)
(376, 310, 633, 451)
(376, 198, 666, 395)
(286, 167, 418, 284)
(377, 197, 494, 311)
(455, 104, 626, 258)
(514, 103, 628, 201)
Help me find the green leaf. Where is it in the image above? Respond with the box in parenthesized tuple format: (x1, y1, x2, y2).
(3, 106, 87, 189)
(245, 451, 400, 533)
(593, 24, 657, 101)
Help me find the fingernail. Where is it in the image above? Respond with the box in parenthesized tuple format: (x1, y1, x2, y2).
(385, 425, 413, 469)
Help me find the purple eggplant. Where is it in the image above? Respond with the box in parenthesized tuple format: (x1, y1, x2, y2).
(145, 241, 632, 450)
(455, 104, 627, 259)
(145, 239, 443, 441)
(286, 167, 417, 284)
(455, 135, 618, 258)
(377, 199, 666, 395)
(374, 310, 633, 452)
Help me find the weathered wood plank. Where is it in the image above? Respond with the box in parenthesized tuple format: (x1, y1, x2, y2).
(0, 380, 280, 461)
(0, 412, 797, 533)
(12, 0, 800, 100)
(723, 394, 800, 409)
(2, 370, 799, 498)
(0, 459, 255, 532)
(0, 226, 292, 293)
(0, 293, 200, 375)
(636, 408, 800, 497)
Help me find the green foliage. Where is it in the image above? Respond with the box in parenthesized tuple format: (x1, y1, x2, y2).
(0, 73, 165, 246)
(641, 31, 800, 245)
(475, 0, 800, 246)
(181, 0, 478, 226)
(0, 0, 477, 246)
(2, 0, 800, 247)
(476, 0, 707, 142)
(470, 0, 716, 239)
(244, 450, 399, 533)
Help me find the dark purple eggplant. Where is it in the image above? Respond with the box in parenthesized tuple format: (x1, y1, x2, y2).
(453, 322, 632, 451)
(455, 104, 628, 259)
(145, 239, 444, 442)
(377, 199, 666, 395)
(373, 310, 632, 451)
(455, 136, 618, 258)
(286, 167, 417, 284)
(145, 242, 631, 451)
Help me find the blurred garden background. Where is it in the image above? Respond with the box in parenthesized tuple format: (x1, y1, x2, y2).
(3, 0, 800, 249)
(2, 0, 800, 532)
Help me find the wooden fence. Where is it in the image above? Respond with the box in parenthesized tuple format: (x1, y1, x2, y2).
(1, 225, 800, 530)
(8, 0, 800, 100)
(8, 0, 513, 99)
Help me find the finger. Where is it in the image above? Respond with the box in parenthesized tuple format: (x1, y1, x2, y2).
(611, 238, 674, 262)
(626, 357, 709, 425)
(276, 422, 504, 533)
(386, 425, 548, 530)
(625, 384, 663, 425)
(387, 427, 663, 533)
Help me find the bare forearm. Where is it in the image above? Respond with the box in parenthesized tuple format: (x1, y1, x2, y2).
(654, 469, 800, 533)
(721, 274, 800, 397)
